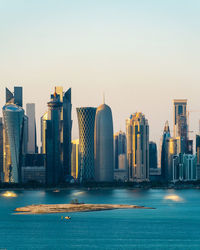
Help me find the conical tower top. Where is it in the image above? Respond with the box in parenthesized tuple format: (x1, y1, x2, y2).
(164, 121, 170, 133)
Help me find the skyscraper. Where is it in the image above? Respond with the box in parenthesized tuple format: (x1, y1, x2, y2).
(63, 88, 72, 177)
(126, 112, 149, 182)
(41, 87, 72, 179)
(45, 89, 63, 185)
(149, 141, 157, 169)
(0, 118, 3, 182)
(173, 99, 188, 141)
(114, 131, 126, 169)
(26, 103, 37, 153)
(41, 112, 48, 154)
(3, 104, 24, 183)
(94, 103, 114, 182)
(159, 121, 171, 180)
(77, 107, 96, 182)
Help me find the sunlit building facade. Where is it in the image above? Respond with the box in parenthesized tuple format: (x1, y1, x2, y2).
(71, 139, 80, 180)
(26, 103, 37, 153)
(173, 99, 188, 152)
(0, 118, 3, 181)
(77, 107, 96, 182)
(3, 104, 24, 183)
(126, 112, 149, 182)
(94, 103, 114, 182)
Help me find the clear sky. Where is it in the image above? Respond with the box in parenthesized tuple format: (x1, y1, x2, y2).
(0, 0, 200, 148)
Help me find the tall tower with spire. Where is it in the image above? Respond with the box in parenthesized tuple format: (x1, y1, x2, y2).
(94, 101, 114, 182)
(159, 121, 171, 180)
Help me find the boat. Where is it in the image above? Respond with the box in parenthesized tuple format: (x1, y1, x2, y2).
(64, 216, 71, 220)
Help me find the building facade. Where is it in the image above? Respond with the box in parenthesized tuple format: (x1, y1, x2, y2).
(0, 118, 3, 182)
(159, 121, 171, 180)
(94, 103, 114, 182)
(3, 104, 24, 183)
(45, 90, 63, 185)
(26, 103, 37, 153)
(77, 107, 96, 182)
(149, 141, 157, 169)
(173, 99, 188, 153)
(126, 112, 149, 182)
(21, 154, 45, 184)
(71, 139, 80, 180)
(41, 87, 72, 179)
(114, 131, 126, 170)
(172, 154, 197, 182)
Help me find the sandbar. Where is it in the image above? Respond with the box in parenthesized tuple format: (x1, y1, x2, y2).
(15, 204, 155, 214)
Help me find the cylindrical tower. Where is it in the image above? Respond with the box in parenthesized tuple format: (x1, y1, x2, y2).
(3, 104, 24, 183)
(77, 107, 96, 182)
(94, 104, 114, 182)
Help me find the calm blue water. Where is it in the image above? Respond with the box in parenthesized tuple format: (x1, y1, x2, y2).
(0, 188, 200, 250)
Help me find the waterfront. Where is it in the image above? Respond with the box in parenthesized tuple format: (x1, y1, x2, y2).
(0, 189, 200, 249)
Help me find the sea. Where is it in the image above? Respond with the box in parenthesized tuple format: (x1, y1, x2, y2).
(0, 188, 200, 250)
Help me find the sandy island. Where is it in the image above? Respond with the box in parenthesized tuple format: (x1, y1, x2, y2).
(15, 204, 155, 214)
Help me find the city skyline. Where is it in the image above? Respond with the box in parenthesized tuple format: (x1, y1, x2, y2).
(1, 1, 200, 148)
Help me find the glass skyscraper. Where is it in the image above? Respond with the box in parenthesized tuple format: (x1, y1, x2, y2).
(45, 90, 63, 185)
(77, 107, 96, 182)
(3, 104, 24, 183)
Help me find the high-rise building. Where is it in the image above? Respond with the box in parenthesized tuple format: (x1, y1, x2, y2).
(165, 138, 177, 181)
(172, 154, 197, 182)
(94, 103, 114, 182)
(41, 112, 48, 154)
(0, 118, 3, 182)
(63, 88, 72, 177)
(41, 87, 72, 178)
(196, 135, 200, 180)
(45, 89, 63, 185)
(3, 104, 24, 183)
(159, 121, 171, 180)
(71, 139, 80, 180)
(173, 99, 188, 141)
(114, 131, 126, 169)
(77, 107, 96, 182)
(26, 103, 37, 153)
(126, 112, 149, 182)
(149, 141, 157, 169)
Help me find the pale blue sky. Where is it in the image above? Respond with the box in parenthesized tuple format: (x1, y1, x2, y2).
(0, 0, 200, 148)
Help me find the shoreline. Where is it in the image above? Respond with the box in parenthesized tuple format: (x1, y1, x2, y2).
(15, 203, 155, 214)
(1, 185, 200, 191)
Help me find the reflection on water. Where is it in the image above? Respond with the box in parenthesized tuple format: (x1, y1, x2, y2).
(164, 194, 184, 202)
(1, 191, 17, 198)
(72, 191, 85, 196)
